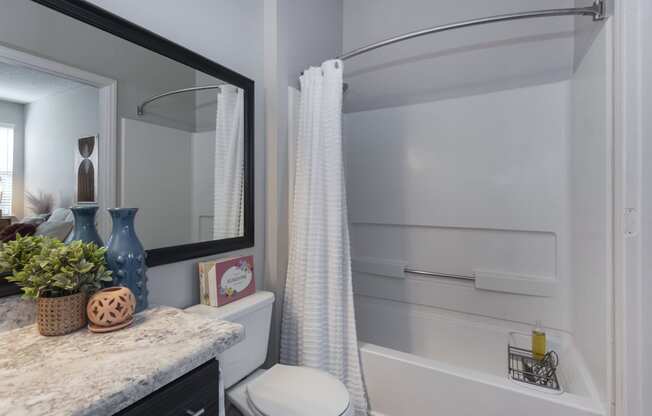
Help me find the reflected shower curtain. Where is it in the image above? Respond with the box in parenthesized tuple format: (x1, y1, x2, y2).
(213, 85, 244, 240)
(281, 60, 368, 415)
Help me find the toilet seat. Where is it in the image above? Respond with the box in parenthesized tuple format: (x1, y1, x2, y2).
(244, 364, 350, 416)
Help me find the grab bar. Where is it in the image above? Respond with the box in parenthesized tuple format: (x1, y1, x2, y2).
(403, 268, 476, 281)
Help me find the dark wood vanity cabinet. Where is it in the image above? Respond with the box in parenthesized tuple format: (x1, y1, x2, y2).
(116, 359, 219, 416)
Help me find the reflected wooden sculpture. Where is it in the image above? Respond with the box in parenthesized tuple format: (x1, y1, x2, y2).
(76, 136, 97, 203)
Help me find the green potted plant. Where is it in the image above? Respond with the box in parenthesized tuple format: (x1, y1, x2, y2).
(0, 235, 112, 336)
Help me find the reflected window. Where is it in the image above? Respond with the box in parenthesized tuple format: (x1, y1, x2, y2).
(0, 125, 14, 216)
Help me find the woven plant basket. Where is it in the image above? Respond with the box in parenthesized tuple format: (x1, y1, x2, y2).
(37, 292, 87, 336)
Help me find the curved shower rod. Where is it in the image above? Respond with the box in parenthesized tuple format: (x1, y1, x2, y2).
(337, 1, 605, 61)
(137, 84, 221, 116)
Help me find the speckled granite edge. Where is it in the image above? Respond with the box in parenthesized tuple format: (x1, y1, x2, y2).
(0, 295, 36, 333)
(0, 306, 244, 416)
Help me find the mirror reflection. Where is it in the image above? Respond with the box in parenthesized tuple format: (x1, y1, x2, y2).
(0, 0, 244, 252)
(122, 73, 245, 250)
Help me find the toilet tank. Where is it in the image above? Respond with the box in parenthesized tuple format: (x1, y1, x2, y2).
(186, 291, 275, 388)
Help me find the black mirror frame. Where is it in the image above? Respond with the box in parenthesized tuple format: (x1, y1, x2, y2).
(29, 0, 256, 268)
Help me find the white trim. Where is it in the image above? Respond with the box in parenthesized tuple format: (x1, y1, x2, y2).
(287, 86, 300, 220)
(612, 0, 643, 415)
(97, 82, 118, 237)
(0, 45, 114, 87)
(604, 18, 615, 416)
(0, 45, 117, 238)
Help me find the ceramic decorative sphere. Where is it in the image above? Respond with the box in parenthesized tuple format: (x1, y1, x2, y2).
(87, 286, 136, 328)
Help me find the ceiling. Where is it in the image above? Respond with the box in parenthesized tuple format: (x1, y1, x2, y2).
(0, 60, 86, 104)
(342, 0, 585, 113)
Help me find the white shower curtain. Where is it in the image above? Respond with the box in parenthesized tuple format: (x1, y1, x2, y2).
(281, 60, 368, 415)
(213, 85, 244, 240)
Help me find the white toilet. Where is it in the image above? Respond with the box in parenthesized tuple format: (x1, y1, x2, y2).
(186, 291, 353, 416)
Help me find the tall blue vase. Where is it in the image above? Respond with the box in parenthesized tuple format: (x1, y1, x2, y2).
(69, 205, 103, 246)
(105, 208, 148, 312)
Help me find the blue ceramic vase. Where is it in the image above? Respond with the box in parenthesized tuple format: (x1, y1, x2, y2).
(69, 205, 103, 246)
(105, 208, 148, 312)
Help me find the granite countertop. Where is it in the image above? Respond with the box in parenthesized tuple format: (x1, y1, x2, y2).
(0, 306, 244, 416)
(0, 296, 36, 333)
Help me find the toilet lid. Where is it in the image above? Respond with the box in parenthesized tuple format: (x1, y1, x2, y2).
(246, 365, 350, 416)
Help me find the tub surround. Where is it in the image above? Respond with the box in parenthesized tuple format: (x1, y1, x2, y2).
(0, 306, 244, 416)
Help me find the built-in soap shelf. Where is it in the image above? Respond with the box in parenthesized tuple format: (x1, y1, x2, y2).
(351, 257, 557, 297)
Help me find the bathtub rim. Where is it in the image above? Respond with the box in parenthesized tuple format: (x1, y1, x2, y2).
(359, 341, 606, 415)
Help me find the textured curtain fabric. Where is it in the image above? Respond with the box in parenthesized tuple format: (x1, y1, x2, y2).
(281, 60, 368, 415)
(213, 85, 244, 240)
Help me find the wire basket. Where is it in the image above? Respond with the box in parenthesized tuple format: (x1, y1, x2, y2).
(508, 345, 560, 391)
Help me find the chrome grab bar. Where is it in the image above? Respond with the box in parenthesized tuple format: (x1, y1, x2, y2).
(403, 268, 476, 281)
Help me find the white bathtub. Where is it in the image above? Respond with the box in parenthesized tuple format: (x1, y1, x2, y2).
(355, 296, 605, 416)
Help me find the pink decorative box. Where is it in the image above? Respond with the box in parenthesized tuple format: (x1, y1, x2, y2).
(198, 256, 255, 307)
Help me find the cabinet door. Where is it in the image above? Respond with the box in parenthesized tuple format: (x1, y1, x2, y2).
(116, 359, 219, 416)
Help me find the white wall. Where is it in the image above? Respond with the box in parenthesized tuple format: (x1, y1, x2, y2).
(121, 118, 192, 250)
(86, 0, 266, 308)
(24, 85, 99, 210)
(344, 81, 572, 330)
(0, 100, 24, 218)
(570, 22, 612, 406)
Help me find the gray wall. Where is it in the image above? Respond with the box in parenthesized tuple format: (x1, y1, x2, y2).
(85, 0, 266, 309)
(0, 100, 24, 218)
(281, 0, 343, 88)
(24, 85, 99, 210)
(263, 0, 343, 365)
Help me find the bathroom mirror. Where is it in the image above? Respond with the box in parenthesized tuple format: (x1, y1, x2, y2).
(0, 0, 254, 294)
